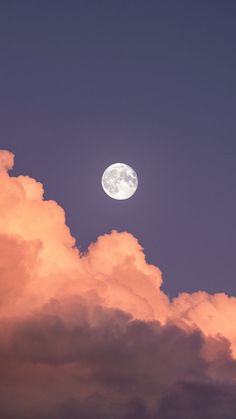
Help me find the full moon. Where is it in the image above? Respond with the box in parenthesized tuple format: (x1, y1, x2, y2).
(102, 163, 138, 200)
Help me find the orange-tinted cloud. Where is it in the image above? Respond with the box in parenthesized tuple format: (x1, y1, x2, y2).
(0, 149, 236, 418)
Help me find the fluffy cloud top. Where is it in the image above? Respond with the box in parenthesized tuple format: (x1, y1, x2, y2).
(0, 150, 236, 419)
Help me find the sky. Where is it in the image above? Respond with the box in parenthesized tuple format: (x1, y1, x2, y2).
(1, 1, 236, 297)
(1, 2, 236, 418)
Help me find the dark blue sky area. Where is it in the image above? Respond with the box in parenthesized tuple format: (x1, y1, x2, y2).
(1, 1, 236, 297)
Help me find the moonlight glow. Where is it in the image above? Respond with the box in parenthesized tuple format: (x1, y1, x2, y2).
(102, 163, 138, 200)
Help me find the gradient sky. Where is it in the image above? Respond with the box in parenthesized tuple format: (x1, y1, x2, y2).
(1, 0, 236, 298)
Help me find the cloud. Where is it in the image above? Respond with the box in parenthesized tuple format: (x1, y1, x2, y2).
(0, 149, 236, 418)
(0, 149, 14, 173)
(157, 380, 236, 419)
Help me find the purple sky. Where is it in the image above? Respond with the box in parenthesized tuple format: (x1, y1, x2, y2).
(1, 1, 236, 298)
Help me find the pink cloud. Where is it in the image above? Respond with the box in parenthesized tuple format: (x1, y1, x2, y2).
(0, 149, 236, 418)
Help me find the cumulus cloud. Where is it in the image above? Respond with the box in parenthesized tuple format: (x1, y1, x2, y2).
(0, 149, 14, 173)
(0, 149, 236, 418)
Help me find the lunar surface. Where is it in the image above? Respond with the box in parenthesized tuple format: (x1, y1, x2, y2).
(102, 163, 138, 200)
